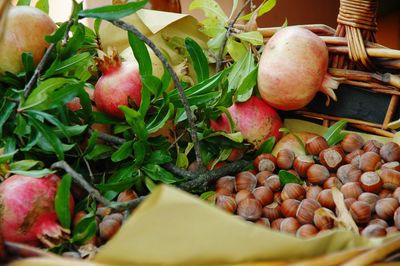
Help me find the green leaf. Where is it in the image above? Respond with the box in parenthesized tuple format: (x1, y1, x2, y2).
(144, 177, 156, 192)
(133, 140, 146, 166)
(85, 145, 114, 160)
(46, 53, 92, 78)
(142, 75, 162, 97)
(143, 164, 178, 184)
(176, 153, 189, 169)
(71, 0, 83, 19)
(21, 78, 79, 110)
(256, 137, 276, 155)
(0, 150, 18, 164)
(22, 52, 34, 74)
(228, 49, 256, 93)
(0, 102, 16, 136)
(55, 174, 72, 229)
(278, 170, 304, 186)
(146, 103, 174, 134)
(17, 0, 31, 5)
(189, 0, 228, 22)
(94, 19, 102, 36)
(229, 0, 239, 19)
(78, 0, 148, 20)
(138, 80, 151, 117)
(200, 191, 216, 201)
(35, 0, 49, 14)
(235, 66, 258, 102)
(235, 31, 264, 45)
(84, 130, 98, 155)
(323, 120, 348, 146)
(28, 115, 65, 160)
(185, 37, 209, 83)
(240, 0, 276, 20)
(72, 213, 97, 244)
(10, 160, 43, 171)
(205, 131, 244, 143)
(111, 141, 133, 162)
(200, 17, 225, 38)
(226, 38, 247, 61)
(146, 150, 172, 165)
(14, 114, 30, 137)
(119, 106, 148, 140)
(45, 22, 68, 43)
(10, 168, 55, 178)
(329, 132, 348, 146)
(128, 32, 152, 76)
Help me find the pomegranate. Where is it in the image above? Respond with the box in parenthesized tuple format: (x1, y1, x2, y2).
(94, 50, 142, 119)
(120, 46, 164, 79)
(272, 132, 318, 156)
(257, 26, 340, 110)
(0, 174, 74, 246)
(210, 96, 282, 149)
(0, 5, 56, 74)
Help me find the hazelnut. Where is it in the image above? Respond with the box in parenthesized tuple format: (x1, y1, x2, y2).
(306, 164, 330, 185)
(341, 133, 364, 152)
(264, 175, 281, 192)
(253, 186, 274, 206)
(274, 192, 282, 204)
(344, 198, 357, 210)
(393, 187, 400, 202)
(363, 140, 383, 154)
(306, 186, 323, 201)
(386, 226, 399, 235)
(287, 169, 300, 177)
(356, 152, 382, 172)
(360, 172, 383, 193)
(375, 198, 399, 220)
(263, 202, 282, 221)
(253, 154, 276, 172)
(281, 199, 300, 217)
(281, 183, 306, 201)
(235, 190, 255, 204)
(215, 187, 235, 197)
(319, 146, 345, 171)
(96, 206, 112, 218)
(340, 182, 363, 199)
(313, 207, 335, 230)
(256, 171, 273, 187)
(296, 199, 321, 224)
(394, 207, 400, 229)
(237, 198, 263, 221)
(323, 176, 343, 189)
(337, 164, 362, 184)
(296, 224, 319, 238)
(379, 169, 400, 190)
(368, 218, 388, 228)
(358, 192, 379, 211)
(379, 189, 393, 199)
(255, 218, 271, 228)
(361, 224, 387, 238)
(293, 155, 315, 177)
(381, 161, 400, 172)
(216, 195, 237, 213)
(235, 171, 257, 191)
(104, 213, 124, 224)
(271, 218, 284, 231)
(380, 142, 400, 162)
(216, 176, 236, 193)
(317, 189, 335, 209)
(305, 136, 329, 156)
(99, 218, 121, 240)
(344, 149, 364, 164)
(280, 217, 301, 234)
(350, 201, 371, 224)
(277, 149, 295, 170)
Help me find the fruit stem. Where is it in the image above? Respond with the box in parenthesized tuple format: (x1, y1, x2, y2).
(110, 19, 205, 171)
(319, 73, 342, 106)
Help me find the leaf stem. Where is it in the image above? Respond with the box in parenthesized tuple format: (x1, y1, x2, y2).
(216, 0, 252, 72)
(109, 19, 205, 172)
(22, 19, 74, 98)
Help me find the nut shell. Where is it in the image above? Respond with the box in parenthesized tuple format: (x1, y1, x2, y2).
(317, 189, 335, 209)
(237, 198, 263, 221)
(293, 155, 315, 178)
(99, 218, 122, 240)
(216, 195, 237, 213)
(337, 164, 362, 184)
(306, 186, 323, 201)
(379, 169, 400, 190)
(350, 201, 371, 224)
(216, 176, 236, 193)
(394, 207, 400, 229)
(271, 218, 284, 231)
(360, 172, 383, 193)
(361, 224, 387, 238)
(235, 190, 255, 204)
(363, 140, 383, 154)
(358, 192, 379, 211)
(253, 186, 274, 206)
(263, 202, 282, 221)
(319, 146, 345, 171)
(256, 171, 273, 187)
(296, 224, 319, 238)
(235, 171, 257, 191)
(264, 175, 281, 192)
(357, 152, 382, 172)
(344, 149, 364, 164)
(306, 164, 330, 185)
(375, 198, 399, 220)
(277, 149, 295, 170)
(341, 182, 363, 199)
(281, 183, 306, 201)
(280, 217, 301, 234)
(323, 176, 343, 189)
(341, 133, 364, 153)
(253, 154, 277, 172)
(296, 199, 321, 224)
(313, 207, 335, 230)
(305, 136, 329, 155)
(380, 142, 400, 162)
(281, 199, 300, 217)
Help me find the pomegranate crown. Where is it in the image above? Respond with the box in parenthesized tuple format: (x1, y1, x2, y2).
(95, 48, 122, 74)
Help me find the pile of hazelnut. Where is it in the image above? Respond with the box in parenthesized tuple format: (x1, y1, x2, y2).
(213, 133, 400, 238)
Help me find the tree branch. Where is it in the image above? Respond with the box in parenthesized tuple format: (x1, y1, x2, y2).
(23, 19, 74, 98)
(216, 0, 252, 72)
(110, 19, 205, 172)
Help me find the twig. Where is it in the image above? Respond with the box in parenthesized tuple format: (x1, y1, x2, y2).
(216, 0, 252, 72)
(77, 145, 95, 182)
(51, 161, 145, 211)
(22, 19, 74, 98)
(162, 163, 197, 180)
(88, 128, 124, 145)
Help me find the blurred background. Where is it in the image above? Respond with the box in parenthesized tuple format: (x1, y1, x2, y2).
(12, 0, 400, 49)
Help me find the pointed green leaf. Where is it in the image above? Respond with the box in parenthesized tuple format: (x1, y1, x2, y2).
(235, 31, 264, 46)
(78, 0, 148, 20)
(185, 37, 209, 83)
(189, 0, 228, 22)
(17, 0, 31, 5)
(10, 160, 43, 171)
(240, 0, 276, 20)
(235, 66, 258, 102)
(323, 120, 348, 146)
(128, 32, 152, 76)
(256, 137, 276, 155)
(278, 170, 304, 186)
(35, 0, 49, 14)
(111, 141, 133, 162)
(10, 169, 55, 178)
(55, 174, 72, 229)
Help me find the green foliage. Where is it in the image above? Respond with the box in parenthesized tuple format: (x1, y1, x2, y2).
(78, 0, 148, 20)
(278, 170, 304, 186)
(323, 120, 348, 146)
(55, 174, 72, 229)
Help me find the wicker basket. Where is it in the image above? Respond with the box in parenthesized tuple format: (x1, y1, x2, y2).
(254, 0, 400, 138)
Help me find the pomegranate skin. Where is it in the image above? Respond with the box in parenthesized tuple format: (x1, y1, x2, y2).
(0, 6, 56, 74)
(0, 174, 74, 246)
(94, 61, 142, 119)
(211, 96, 282, 149)
(258, 26, 338, 110)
